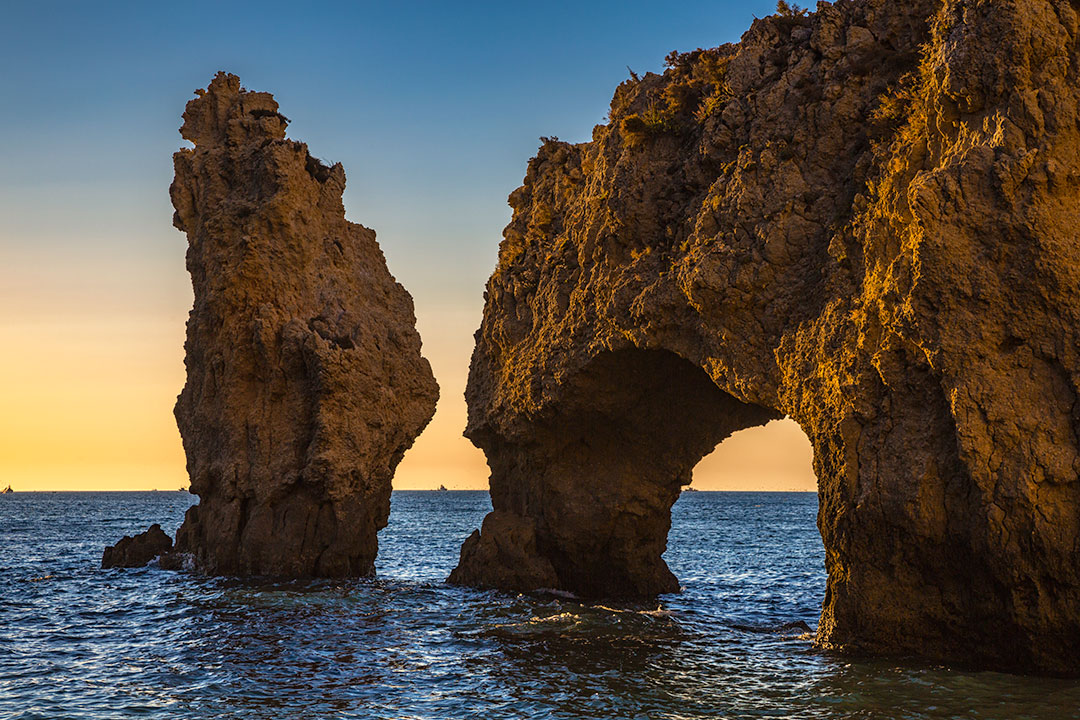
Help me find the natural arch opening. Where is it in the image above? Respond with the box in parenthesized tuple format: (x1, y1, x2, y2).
(688, 419, 816, 492)
(666, 420, 823, 630)
(451, 348, 790, 597)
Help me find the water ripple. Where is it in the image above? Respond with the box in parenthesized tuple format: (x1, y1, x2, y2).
(1, 491, 1078, 719)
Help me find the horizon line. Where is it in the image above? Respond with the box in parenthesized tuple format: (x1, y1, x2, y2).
(1, 488, 818, 494)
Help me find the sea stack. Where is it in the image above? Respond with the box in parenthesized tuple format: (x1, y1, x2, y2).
(164, 72, 438, 577)
(450, 0, 1080, 675)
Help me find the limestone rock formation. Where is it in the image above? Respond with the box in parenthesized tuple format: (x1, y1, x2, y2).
(102, 524, 173, 569)
(164, 72, 438, 577)
(451, 0, 1080, 674)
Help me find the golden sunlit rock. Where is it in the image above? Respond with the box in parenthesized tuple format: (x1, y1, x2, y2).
(147, 72, 437, 577)
(451, 0, 1080, 674)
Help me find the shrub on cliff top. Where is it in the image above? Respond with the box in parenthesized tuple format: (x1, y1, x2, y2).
(776, 1, 808, 17)
(617, 46, 736, 149)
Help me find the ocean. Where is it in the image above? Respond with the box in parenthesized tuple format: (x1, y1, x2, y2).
(1, 491, 1077, 719)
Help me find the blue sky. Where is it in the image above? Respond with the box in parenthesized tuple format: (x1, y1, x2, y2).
(0, 0, 816, 491)
(1, 0, 778, 301)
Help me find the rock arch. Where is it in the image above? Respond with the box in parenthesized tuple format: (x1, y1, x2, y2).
(450, 348, 778, 596)
(450, 0, 1080, 675)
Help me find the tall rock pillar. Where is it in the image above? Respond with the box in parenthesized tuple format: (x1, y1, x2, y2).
(168, 73, 438, 577)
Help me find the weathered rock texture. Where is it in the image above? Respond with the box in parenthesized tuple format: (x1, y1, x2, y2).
(167, 73, 438, 577)
(451, 0, 1080, 674)
(102, 524, 173, 568)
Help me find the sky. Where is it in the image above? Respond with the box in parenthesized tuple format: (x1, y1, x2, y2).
(0, 0, 816, 491)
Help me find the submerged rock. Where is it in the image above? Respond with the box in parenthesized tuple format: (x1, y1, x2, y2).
(159, 73, 437, 577)
(451, 0, 1080, 674)
(102, 524, 172, 568)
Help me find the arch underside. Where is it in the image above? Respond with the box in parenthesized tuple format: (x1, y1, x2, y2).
(450, 349, 780, 597)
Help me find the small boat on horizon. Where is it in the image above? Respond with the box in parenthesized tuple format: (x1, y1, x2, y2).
(2, 485, 12, 494)
(437, 485, 448, 492)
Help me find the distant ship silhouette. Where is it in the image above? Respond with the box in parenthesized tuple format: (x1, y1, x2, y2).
(437, 485, 448, 492)
(2, 485, 13, 494)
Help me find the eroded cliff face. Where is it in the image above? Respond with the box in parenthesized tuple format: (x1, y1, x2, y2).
(451, 0, 1080, 674)
(167, 73, 438, 577)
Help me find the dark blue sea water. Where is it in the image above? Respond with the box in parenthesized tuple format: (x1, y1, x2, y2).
(1, 491, 1078, 719)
